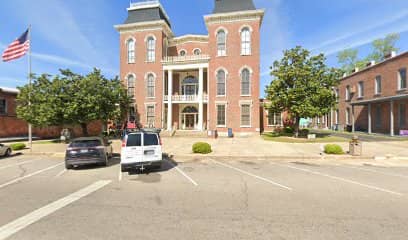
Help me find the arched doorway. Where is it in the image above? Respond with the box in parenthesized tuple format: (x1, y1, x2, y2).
(182, 76, 198, 96)
(181, 106, 198, 130)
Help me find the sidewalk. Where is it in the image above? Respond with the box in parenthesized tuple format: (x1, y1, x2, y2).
(14, 135, 408, 166)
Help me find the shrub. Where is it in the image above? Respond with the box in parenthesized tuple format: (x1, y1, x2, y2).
(283, 126, 294, 134)
(10, 143, 26, 151)
(192, 142, 212, 154)
(324, 144, 344, 155)
(299, 129, 310, 137)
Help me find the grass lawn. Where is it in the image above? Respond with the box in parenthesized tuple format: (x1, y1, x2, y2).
(262, 132, 349, 143)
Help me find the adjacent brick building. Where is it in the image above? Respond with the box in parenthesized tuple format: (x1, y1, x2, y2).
(0, 87, 102, 139)
(115, 0, 276, 135)
(336, 51, 408, 136)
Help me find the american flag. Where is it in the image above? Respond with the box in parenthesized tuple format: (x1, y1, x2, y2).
(2, 29, 30, 62)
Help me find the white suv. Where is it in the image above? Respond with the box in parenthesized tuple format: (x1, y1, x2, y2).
(121, 131, 163, 172)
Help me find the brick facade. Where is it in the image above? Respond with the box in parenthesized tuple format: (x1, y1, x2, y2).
(336, 52, 408, 136)
(116, 1, 265, 135)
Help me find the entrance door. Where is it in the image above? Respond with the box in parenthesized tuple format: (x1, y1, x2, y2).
(185, 114, 195, 130)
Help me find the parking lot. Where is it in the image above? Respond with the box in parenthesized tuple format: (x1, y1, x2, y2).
(0, 154, 408, 240)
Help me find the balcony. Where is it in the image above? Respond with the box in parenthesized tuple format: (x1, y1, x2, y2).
(162, 55, 210, 65)
(164, 94, 209, 103)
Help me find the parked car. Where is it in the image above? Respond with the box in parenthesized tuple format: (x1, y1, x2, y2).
(65, 137, 113, 169)
(0, 143, 12, 157)
(121, 130, 162, 172)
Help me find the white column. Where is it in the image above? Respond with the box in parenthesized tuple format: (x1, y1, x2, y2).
(330, 109, 333, 129)
(352, 105, 355, 133)
(167, 70, 173, 131)
(368, 103, 372, 134)
(390, 100, 394, 136)
(198, 67, 204, 131)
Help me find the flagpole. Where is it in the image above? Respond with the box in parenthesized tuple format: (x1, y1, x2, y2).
(28, 25, 32, 152)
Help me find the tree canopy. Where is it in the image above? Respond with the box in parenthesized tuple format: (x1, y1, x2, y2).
(16, 69, 131, 136)
(265, 46, 342, 136)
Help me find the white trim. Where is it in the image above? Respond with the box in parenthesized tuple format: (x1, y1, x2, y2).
(215, 27, 228, 57)
(238, 24, 253, 33)
(145, 104, 156, 128)
(192, 48, 202, 55)
(204, 9, 265, 27)
(126, 38, 136, 64)
(0, 98, 7, 115)
(145, 35, 156, 62)
(239, 26, 252, 56)
(163, 63, 209, 71)
(115, 20, 173, 37)
(398, 68, 407, 90)
(239, 66, 252, 96)
(266, 111, 283, 127)
(145, 72, 157, 99)
(240, 103, 252, 128)
(215, 103, 227, 128)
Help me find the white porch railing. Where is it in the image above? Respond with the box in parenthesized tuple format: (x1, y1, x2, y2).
(164, 94, 208, 102)
(162, 55, 210, 64)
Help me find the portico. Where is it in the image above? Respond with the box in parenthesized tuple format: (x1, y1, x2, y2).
(163, 62, 209, 131)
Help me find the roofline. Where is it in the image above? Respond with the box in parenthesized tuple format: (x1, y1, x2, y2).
(340, 51, 408, 81)
(114, 20, 174, 37)
(204, 9, 265, 27)
(168, 34, 209, 46)
(0, 87, 20, 95)
(127, 1, 171, 24)
(351, 94, 408, 106)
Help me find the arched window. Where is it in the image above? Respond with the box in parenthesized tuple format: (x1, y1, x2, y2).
(127, 39, 135, 63)
(217, 30, 226, 56)
(146, 37, 155, 62)
(179, 50, 186, 56)
(147, 73, 155, 98)
(182, 106, 198, 114)
(241, 68, 250, 95)
(193, 49, 201, 55)
(182, 76, 198, 95)
(241, 27, 251, 55)
(216, 70, 226, 96)
(127, 75, 135, 98)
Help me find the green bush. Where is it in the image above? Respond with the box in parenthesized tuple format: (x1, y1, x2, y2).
(324, 144, 344, 155)
(283, 126, 294, 134)
(299, 129, 310, 137)
(10, 143, 26, 151)
(192, 142, 212, 154)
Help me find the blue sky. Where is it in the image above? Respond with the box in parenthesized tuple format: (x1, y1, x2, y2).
(0, 0, 407, 97)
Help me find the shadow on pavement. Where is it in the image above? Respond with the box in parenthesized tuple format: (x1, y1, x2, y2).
(127, 153, 178, 176)
(69, 153, 121, 171)
(0, 152, 23, 160)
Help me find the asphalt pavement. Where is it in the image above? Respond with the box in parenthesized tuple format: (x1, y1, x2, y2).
(0, 154, 407, 240)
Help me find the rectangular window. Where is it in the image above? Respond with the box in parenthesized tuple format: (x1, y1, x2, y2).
(400, 104, 406, 128)
(336, 109, 339, 124)
(375, 105, 382, 128)
(0, 99, 6, 115)
(358, 81, 364, 98)
(267, 110, 282, 126)
(126, 134, 142, 147)
(399, 68, 407, 90)
(216, 104, 226, 126)
(144, 133, 159, 146)
(146, 105, 155, 127)
(346, 108, 350, 125)
(241, 104, 251, 126)
(375, 75, 382, 94)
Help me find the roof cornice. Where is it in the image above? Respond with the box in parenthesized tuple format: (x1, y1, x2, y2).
(127, 1, 171, 23)
(168, 34, 209, 46)
(114, 20, 173, 37)
(0, 87, 19, 95)
(204, 9, 265, 27)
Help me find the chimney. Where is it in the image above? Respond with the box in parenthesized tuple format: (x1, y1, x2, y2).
(343, 72, 348, 78)
(351, 67, 359, 73)
(385, 51, 397, 59)
(366, 60, 375, 67)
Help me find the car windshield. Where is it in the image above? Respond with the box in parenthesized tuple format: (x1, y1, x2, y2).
(127, 134, 141, 147)
(144, 133, 159, 146)
(70, 140, 101, 148)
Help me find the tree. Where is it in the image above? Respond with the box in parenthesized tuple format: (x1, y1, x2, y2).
(368, 33, 400, 62)
(17, 69, 131, 136)
(337, 48, 358, 73)
(265, 46, 342, 136)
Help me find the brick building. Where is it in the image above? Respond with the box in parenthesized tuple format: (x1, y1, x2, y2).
(0, 87, 102, 139)
(336, 51, 408, 136)
(115, 0, 273, 135)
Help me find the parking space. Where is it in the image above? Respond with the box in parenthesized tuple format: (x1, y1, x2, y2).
(1, 155, 408, 239)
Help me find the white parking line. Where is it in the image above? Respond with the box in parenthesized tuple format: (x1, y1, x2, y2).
(347, 166, 408, 179)
(0, 162, 64, 189)
(282, 164, 404, 196)
(54, 169, 67, 178)
(0, 161, 33, 171)
(211, 159, 292, 191)
(118, 164, 122, 182)
(167, 161, 197, 186)
(0, 180, 111, 240)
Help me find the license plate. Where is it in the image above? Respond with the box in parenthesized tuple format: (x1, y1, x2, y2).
(144, 150, 154, 155)
(80, 149, 89, 153)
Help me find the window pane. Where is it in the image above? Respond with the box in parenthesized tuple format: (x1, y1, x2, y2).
(0, 99, 6, 114)
(217, 31, 226, 56)
(127, 134, 142, 147)
(217, 105, 225, 126)
(400, 69, 407, 89)
(241, 69, 250, 95)
(147, 74, 155, 98)
(241, 105, 251, 126)
(70, 140, 101, 148)
(400, 104, 406, 127)
(144, 133, 158, 146)
(217, 70, 225, 95)
(375, 106, 382, 127)
(241, 28, 251, 55)
(127, 76, 135, 98)
(376, 76, 382, 94)
(127, 39, 135, 63)
(147, 37, 155, 62)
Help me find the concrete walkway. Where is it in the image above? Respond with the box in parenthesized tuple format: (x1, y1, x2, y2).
(9, 135, 408, 166)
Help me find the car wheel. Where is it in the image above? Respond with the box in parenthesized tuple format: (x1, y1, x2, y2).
(5, 149, 11, 157)
(101, 155, 108, 167)
(65, 162, 73, 170)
